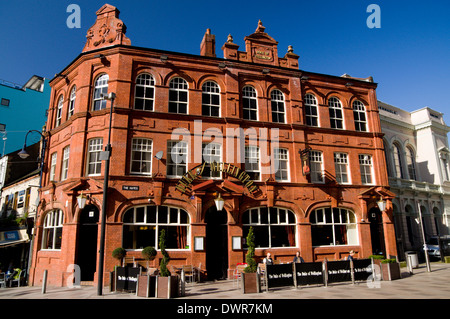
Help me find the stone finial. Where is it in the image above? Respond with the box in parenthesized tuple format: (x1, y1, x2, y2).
(227, 34, 234, 43)
(255, 20, 266, 33)
(82, 4, 131, 53)
(288, 45, 294, 53)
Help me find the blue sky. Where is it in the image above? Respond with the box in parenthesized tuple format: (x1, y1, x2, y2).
(1, 0, 449, 123)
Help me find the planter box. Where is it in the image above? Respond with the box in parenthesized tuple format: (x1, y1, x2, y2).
(381, 262, 401, 281)
(241, 272, 260, 294)
(157, 276, 179, 298)
(136, 275, 157, 298)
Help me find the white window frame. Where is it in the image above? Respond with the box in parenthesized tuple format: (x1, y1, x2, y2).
(49, 152, 57, 182)
(359, 154, 374, 185)
(309, 150, 324, 183)
(55, 95, 64, 127)
(328, 97, 344, 129)
(61, 146, 70, 181)
(353, 100, 368, 132)
(270, 89, 286, 123)
(168, 77, 188, 114)
(304, 93, 319, 127)
(242, 86, 258, 121)
(134, 73, 155, 111)
(274, 148, 290, 182)
(131, 138, 153, 175)
(42, 210, 64, 250)
(87, 138, 103, 176)
(245, 145, 260, 181)
(167, 141, 188, 178)
(406, 147, 417, 181)
(202, 143, 222, 179)
(334, 152, 350, 184)
(202, 81, 220, 117)
(92, 74, 109, 111)
(68, 86, 76, 118)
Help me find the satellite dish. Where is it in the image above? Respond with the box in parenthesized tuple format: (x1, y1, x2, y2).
(155, 151, 164, 160)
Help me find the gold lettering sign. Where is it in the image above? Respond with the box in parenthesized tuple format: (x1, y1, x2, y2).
(253, 47, 273, 61)
(175, 162, 259, 194)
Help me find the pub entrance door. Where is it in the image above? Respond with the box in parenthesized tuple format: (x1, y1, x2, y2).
(76, 205, 99, 281)
(369, 207, 386, 256)
(205, 206, 228, 280)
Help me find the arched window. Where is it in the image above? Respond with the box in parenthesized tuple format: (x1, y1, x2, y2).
(242, 207, 296, 248)
(42, 210, 64, 250)
(55, 95, 64, 127)
(406, 146, 417, 181)
(168, 77, 188, 114)
(134, 73, 155, 111)
(353, 100, 368, 132)
(202, 81, 220, 117)
(242, 86, 258, 120)
(93, 74, 109, 111)
(271, 89, 285, 123)
(328, 97, 343, 129)
(310, 207, 357, 246)
(123, 206, 190, 250)
(393, 143, 404, 179)
(304, 93, 318, 127)
(68, 86, 76, 119)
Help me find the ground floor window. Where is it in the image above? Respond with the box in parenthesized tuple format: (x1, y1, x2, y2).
(42, 210, 64, 250)
(123, 205, 190, 250)
(243, 207, 296, 248)
(310, 207, 358, 246)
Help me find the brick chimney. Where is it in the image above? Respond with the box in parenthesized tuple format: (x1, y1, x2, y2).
(200, 29, 216, 57)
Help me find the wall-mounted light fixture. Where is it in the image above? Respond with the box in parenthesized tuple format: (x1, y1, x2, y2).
(218, 62, 227, 70)
(262, 68, 270, 75)
(377, 198, 386, 212)
(300, 75, 309, 81)
(160, 55, 168, 63)
(77, 192, 88, 209)
(214, 193, 225, 211)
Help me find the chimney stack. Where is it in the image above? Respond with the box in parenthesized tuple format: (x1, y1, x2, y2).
(200, 29, 216, 57)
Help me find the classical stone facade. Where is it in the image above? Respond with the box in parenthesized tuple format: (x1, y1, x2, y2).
(29, 4, 396, 287)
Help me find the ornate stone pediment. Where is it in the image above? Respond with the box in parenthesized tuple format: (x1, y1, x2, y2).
(82, 4, 131, 53)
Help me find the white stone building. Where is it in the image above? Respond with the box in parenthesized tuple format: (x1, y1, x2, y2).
(379, 101, 450, 258)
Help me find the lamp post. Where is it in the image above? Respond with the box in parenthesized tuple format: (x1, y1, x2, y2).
(97, 92, 116, 296)
(18, 129, 47, 285)
(417, 202, 431, 272)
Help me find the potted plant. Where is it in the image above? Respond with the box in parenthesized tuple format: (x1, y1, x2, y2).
(141, 246, 157, 272)
(242, 227, 260, 293)
(381, 258, 401, 281)
(112, 247, 126, 267)
(136, 246, 158, 298)
(156, 229, 178, 298)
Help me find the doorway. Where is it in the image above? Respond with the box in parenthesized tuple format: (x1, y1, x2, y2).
(205, 206, 228, 280)
(369, 207, 386, 256)
(76, 205, 99, 281)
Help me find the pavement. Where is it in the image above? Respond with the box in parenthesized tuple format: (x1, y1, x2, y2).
(0, 262, 448, 316)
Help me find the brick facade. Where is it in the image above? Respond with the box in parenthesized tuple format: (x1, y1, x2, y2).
(29, 4, 396, 287)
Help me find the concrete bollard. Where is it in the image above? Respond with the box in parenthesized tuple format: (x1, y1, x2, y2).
(41, 270, 48, 294)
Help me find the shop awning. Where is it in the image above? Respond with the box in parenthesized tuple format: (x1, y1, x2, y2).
(0, 229, 30, 248)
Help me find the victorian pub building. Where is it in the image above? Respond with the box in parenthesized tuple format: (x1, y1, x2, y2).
(28, 4, 396, 287)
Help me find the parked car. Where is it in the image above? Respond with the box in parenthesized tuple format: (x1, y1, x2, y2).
(424, 236, 441, 258)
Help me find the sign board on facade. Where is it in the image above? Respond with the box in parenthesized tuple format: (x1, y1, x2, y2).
(294, 262, 324, 286)
(122, 185, 139, 191)
(115, 267, 140, 292)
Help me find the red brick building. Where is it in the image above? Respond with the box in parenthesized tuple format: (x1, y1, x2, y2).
(29, 4, 396, 287)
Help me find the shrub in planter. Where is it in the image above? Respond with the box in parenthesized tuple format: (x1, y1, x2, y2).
(242, 227, 260, 293)
(112, 247, 126, 267)
(142, 246, 157, 271)
(159, 229, 171, 277)
(381, 258, 401, 280)
(156, 229, 178, 298)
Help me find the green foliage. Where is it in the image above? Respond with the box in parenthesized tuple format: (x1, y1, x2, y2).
(141, 246, 157, 261)
(369, 254, 385, 260)
(112, 247, 126, 266)
(159, 229, 171, 277)
(244, 226, 257, 273)
(381, 258, 397, 264)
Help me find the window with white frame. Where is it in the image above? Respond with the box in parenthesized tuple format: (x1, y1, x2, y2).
(310, 207, 358, 246)
(242, 86, 258, 120)
(271, 89, 285, 123)
(334, 152, 349, 184)
(359, 154, 374, 185)
(202, 81, 220, 117)
(87, 138, 103, 176)
(201, 143, 221, 179)
(274, 148, 289, 181)
(406, 147, 417, 181)
(134, 73, 155, 111)
(131, 138, 152, 175)
(92, 74, 109, 111)
(245, 145, 260, 180)
(168, 77, 188, 114)
(123, 205, 190, 250)
(49, 152, 57, 182)
(55, 95, 64, 127)
(242, 207, 296, 248)
(353, 100, 368, 132)
(309, 150, 324, 183)
(304, 93, 319, 127)
(42, 210, 64, 250)
(328, 97, 344, 129)
(61, 146, 70, 181)
(167, 141, 188, 177)
(68, 86, 76, 118)
(393, 143, 404, 179)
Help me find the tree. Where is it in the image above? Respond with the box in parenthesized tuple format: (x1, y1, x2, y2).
(159, 229, 171, 276)
(244, 226, 257, 273)
(112, 247, 126, 267)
